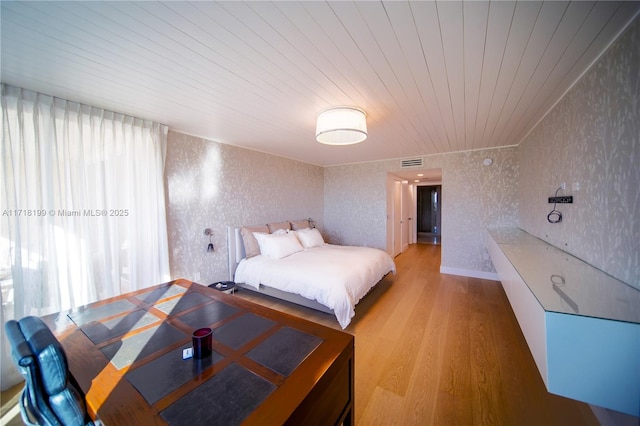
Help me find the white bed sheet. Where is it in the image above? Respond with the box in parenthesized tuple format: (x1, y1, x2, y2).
(234, 244, 396, 328)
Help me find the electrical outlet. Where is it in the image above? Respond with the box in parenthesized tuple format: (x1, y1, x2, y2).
(194, 272, 201, 282)
(548, 196, 573, 204)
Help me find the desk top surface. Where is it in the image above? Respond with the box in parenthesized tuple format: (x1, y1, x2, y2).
(44, 279, 353, 425)
(489, 228, 640, 324)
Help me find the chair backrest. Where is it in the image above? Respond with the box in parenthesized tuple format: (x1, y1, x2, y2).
(4, 316, 93, 426)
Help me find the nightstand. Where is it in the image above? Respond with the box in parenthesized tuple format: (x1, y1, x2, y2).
(208, 281, 236, 295)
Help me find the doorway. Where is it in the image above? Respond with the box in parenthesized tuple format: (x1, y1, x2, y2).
(417, 185, 441, 245)
(386, 175, 411, 256)
(386, 168, 442, 253)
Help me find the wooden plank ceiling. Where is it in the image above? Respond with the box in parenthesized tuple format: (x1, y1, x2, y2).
(1, 1, 639, 166)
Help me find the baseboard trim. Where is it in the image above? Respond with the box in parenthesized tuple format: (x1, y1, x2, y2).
(440, 266, 499, 281)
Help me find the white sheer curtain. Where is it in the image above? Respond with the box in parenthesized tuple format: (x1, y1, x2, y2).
(1, 84, 170, 389)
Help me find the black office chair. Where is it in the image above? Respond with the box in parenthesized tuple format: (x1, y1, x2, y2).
(4, 316, 96, 426)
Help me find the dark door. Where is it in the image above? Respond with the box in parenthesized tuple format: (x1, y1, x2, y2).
(417, 185, 441, 235)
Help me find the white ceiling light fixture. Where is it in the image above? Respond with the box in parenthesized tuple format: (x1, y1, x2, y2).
(316, 107, 367, 145)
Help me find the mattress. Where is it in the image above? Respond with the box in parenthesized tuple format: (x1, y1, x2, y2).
(234, 244, 396, 328)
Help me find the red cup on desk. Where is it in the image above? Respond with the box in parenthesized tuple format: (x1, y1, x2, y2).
(192, 327, 212, 358)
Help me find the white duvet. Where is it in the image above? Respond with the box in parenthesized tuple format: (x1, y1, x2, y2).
(234, 244, 396, 329)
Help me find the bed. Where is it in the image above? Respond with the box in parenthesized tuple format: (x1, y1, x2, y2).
(227, 222, 396, 329)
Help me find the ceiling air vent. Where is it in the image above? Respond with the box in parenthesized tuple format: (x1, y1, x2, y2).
(401, 158, 423, 168)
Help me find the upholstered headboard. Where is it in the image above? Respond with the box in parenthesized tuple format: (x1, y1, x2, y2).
(227, 219, 313, 281)
(227, 226, 246, 281)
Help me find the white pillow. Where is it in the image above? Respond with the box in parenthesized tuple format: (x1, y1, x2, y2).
(295, 228, 325, 249)
(253, 231, 303, 260)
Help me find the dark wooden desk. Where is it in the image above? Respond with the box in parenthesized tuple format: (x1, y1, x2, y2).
(43, 279, 354, 425)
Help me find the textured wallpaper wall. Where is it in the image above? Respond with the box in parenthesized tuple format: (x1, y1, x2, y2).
(518, 18, 639, 289)
(324, 146, 519, 277)
(164, 131, 324, 284)
(323, 162, 389, 249)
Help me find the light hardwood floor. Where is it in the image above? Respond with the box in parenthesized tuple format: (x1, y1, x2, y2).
(237, 243, 599, 426)
(1, 244, 600, 425)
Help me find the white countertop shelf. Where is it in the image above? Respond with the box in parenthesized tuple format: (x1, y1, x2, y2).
(488, 228, 640, 325)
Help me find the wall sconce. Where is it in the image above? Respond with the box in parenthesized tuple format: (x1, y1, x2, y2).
(204, 228, 214, 252)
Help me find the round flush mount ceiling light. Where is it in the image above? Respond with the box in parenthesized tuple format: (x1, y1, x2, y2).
(316, 107, 367, 145)
(483, 158, 493, 166)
